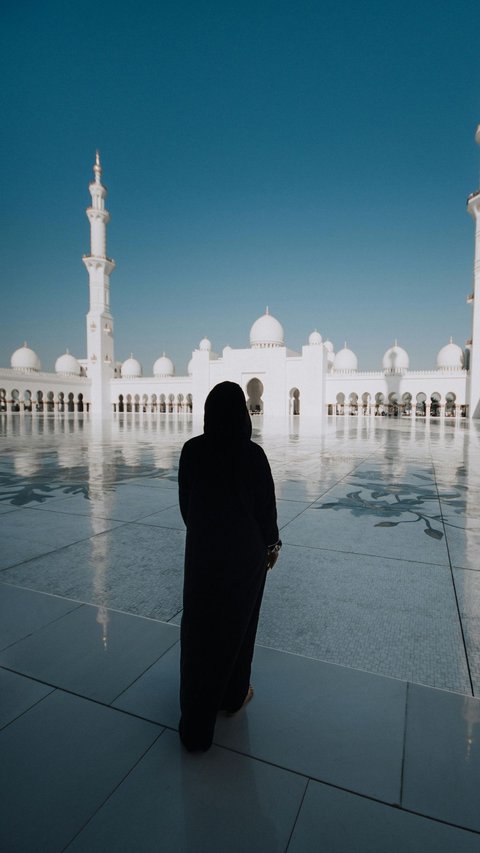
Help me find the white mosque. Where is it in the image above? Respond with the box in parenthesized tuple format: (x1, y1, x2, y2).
(2, 132, 480, 421)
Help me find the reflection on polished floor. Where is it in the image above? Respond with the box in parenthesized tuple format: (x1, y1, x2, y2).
(1, 413, 480, 851)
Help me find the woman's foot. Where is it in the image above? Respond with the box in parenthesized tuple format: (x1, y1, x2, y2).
(225, 685, 254, 716)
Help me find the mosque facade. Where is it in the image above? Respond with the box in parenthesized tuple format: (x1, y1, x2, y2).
(2, 136, 480, 421)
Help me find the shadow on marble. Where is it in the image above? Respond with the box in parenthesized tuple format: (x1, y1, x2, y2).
(0, 604, 180, 703)
(66, 729, 307, 853)
(0, 690, 160, 853)
(1, 524, 185, 621)
(402, 684, 480, 832)
(288, 778, 480, 852)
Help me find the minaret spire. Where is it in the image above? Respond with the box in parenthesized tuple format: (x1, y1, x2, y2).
(94, 150, 102, 184)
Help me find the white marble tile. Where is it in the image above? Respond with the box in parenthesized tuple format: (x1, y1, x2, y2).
(29, 483, 178, 522)
(0, 604, 180, 703)
(288, 779, 480, 852)
(136, 503, 184, 530)
(281, 487, 449, 565)
(257, 545, 471, 692)
(0, 583, 82, 650)
(0, 690, 160, 853)
(443, 518, 480, 571)
(214, 645, 406, 802)
(453, 569, 480, 695)
(402, 684, 480, 831)
(67, 729, 307, 853)
(0, 667, 53, 730)
(0, 508, 123, 570)
(1, 524, 185, 621)
(113, 640, 180, 724)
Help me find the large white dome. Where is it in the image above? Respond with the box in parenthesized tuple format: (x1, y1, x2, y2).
(436, 338, 464, 371)
(121, 355, 142, 378)
(153, 353, 175, 376)
(308, 329, 322, 345)
(11, 342, 41, 372)
(334, 343, 358, 372)
(55, 349, 81, 376)
(250, 308, 284, 348)
(382, 342, 409, 373)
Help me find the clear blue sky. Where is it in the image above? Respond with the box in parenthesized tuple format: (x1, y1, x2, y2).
(2, 0, 480, 373)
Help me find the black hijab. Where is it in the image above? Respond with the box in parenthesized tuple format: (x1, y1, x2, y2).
(203, 382, 252, 443)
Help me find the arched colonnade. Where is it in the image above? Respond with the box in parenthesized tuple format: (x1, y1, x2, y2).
(115, 393, 193, 414)
(0, 388, 87, 413)
(329, 391, 467, 418)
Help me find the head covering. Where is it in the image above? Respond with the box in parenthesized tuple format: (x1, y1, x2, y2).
(204, 382, 252, 442)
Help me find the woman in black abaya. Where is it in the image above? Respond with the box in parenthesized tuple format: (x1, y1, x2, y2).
(178, 381, 281, 751)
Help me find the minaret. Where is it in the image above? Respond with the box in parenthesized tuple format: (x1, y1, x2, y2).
(83, 152, 115, 415)
(466, 127, 480, 418)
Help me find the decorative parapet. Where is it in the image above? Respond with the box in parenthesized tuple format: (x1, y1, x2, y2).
(112, 374, 192, 384)
(326, 369, 467, 380)
(0, 368, 89, 383)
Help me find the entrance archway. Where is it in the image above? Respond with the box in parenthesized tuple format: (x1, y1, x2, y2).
(246, 378, 264, 414)
(289, 388, 300, 415)
(445, 392, 456, 417)
(430, 392, 441, 417)
(416, 392, 426, 416)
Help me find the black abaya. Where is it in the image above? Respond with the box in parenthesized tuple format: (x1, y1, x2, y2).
(178, 382, 279, 751)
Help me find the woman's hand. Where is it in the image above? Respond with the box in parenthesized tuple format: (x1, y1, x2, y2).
(266, 550, 279, 570)
(266, 542, 281, 570)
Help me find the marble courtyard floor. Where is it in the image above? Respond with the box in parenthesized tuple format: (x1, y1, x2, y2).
(1, 413, 480, 851)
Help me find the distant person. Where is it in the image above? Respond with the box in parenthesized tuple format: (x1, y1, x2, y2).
(178, 381, 281, 751)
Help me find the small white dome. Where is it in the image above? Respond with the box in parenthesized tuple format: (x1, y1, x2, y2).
(334, 343, 358, 372)
(437, 338, 464, 371)
(324, 339, 334, 353)
(250, 308, 284, 348)
(153, 353, 174, 376)
(121, 354, 142, 378)
(11, 342, 41, 372)
(55, 349, 81, 376)
(199, 337, 211, 352)
(308, 329, 322, 345)
(382, 342, 409, 373)
(187, 358, 194, 375)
